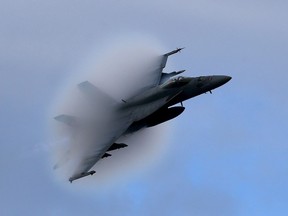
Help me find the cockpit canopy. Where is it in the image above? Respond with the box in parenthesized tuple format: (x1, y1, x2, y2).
(161, 76, 191, 89)
(171, 76, 184, 82)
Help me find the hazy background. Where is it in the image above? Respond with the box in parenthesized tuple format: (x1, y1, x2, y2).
(1, 0, 288, 215)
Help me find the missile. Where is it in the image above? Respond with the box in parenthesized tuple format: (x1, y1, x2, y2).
(164, 47, 185, 56)
(69, 170, 96, 183)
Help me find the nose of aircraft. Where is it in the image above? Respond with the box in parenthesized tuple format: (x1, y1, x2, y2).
(212, 75, 232, 88)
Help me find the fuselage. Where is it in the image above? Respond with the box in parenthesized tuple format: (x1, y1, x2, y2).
(125, 75, 231, 134)
(167, 75, 231, 106)
(61, 46, 233, 183)
(69, 74, 231, 181)
(105, 75, 232, 155)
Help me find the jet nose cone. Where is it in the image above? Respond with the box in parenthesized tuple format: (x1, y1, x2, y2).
(221, 75, 232, 84)
(224, 75, 232, 82)
(213, 75, 232, 87)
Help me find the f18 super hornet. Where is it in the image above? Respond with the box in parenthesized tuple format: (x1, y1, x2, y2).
(54, 48, 231, 182)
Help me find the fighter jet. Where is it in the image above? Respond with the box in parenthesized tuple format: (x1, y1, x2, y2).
(54, 48, 231, 182)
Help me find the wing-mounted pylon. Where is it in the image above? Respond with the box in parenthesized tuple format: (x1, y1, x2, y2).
(107, 143, 128, 151)
(101, 143, 128, 160)
(99, 143, 128, 162)
(101, 153, 111, 158)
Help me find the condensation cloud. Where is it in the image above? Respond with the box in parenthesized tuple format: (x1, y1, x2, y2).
(49, 37, 173, 187)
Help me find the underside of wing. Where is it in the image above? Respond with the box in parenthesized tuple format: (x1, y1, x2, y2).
(67, 116, 132, 183)
(54, 48, 185, 183)
(68, 142, 128, 183)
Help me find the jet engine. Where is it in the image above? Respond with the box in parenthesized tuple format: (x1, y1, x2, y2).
(126, 106, 185, 135)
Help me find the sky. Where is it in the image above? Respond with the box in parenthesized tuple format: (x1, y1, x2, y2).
(1, 0, 288, 215)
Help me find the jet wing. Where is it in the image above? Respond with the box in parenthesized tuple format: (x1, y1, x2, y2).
(56, 48, 184, 182)
(68, 114, 132, 182)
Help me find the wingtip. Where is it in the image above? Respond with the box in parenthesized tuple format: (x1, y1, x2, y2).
(68, 170, 96, 183)
(177, 47, 185, 51)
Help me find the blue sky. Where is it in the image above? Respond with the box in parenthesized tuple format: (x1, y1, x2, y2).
(1, 0, 288, 215)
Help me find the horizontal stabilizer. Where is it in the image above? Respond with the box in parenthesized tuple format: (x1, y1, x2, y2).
(69, 170, 96, 183)
(107, 143, 128, 151)
(54, 114, 77, 126)
(102, 153, 111, 158)
(78, 81, 117, 106)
